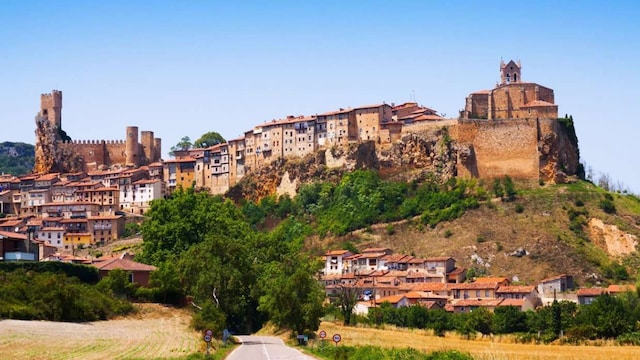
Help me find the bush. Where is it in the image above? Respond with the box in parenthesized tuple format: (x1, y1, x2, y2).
(122, 222, 142, 238)
(599, 199, 616, 214)
(617, 331, 640, 345)
(386, 224, 395, 235)
(476, 235, 486, 243)
(443, 229, 453, 238)
(0, 270, 132, 321)
(515, 204, 524, 213)
(0, 261, 99, 284)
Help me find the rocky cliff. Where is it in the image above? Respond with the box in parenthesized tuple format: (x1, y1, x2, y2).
(33, 116, 83, 174)
(229, 118, 581, 202)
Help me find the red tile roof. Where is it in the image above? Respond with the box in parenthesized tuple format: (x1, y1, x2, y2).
(496, 286, 535, 294)
(375, 294, 406, 305)
(475, 277, 509, 284)
(93, 258, 157, 272)
(453, 298, 503, 307)
(607, 284, 636, 293)
(0, 231, 27, 240)
(577, 287, 607, 296)
(324, 249, 352, 256)
(498, 299, 526, 307)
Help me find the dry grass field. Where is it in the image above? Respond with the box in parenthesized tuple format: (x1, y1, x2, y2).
(0, 304, 203, 360)
(314, 321, 640, 360)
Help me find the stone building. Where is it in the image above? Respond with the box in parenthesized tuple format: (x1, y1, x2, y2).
(34, 90, 162, 174)
(461, 60, 558, 120)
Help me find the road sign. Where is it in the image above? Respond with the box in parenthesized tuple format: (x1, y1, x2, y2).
(332, 333, 342, 344)
(205, 329, 213, 337)
(203, 334, 212, 343)
(319, 330, 327, 339)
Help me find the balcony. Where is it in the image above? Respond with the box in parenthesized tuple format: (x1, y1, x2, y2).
(4, 252, 36, 261)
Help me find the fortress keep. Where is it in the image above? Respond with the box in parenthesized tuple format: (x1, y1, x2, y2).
(34, 90, 162, 174)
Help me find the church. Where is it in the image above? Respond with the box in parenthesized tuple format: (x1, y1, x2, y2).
(461, 60, 558, 120)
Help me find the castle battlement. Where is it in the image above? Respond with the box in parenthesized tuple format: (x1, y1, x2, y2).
(57, 139, 126, 145)
(35, 90, 161, 174)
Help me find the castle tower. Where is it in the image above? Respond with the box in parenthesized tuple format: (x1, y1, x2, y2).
(141, 131, 154, 163)
(500, 60, 521, 85)
(40, 90, 62, 128)
(153, 138, 162, 162)
(125, 126, 139, 166)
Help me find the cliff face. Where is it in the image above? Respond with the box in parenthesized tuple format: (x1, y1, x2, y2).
(229, 118, 581, 201)
(228, 127, 458, 202)
(33, 117, 83, 174)
(538, 117, 581, 183)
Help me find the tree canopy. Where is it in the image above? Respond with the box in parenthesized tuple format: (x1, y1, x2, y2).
(194, 131, 225, 148)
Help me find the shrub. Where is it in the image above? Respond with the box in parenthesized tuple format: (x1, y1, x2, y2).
(574, 199, 584, 207)
(476, 235, 486, 243)
(0, 261, 99, 284)
(385, 224, 395, 235)
(443, 229, 453, 238)
(515, 204, 524, 213)
(617, 331, 640, 345)
(599, 199, 616, 214)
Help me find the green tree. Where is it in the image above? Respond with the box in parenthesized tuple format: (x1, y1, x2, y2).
(493, 306, 527, 334)
(336, 285, 360, 326)
(148, 261, 183, 304)
(258, 253, 325, 335)
(97, 268, 137, 299)
(169, 136, 193, 156)
(194, 131, 225, 148)
(467, 307, 493, 336)
(577, 293, 633, 338)
(177, 233, 260, 333)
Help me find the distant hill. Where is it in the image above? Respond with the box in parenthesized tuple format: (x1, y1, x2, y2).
(0, 142, 35, 176)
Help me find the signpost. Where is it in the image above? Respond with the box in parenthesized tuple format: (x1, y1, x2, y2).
(332, 333, 342, 346)
(204, 329, 213, 355)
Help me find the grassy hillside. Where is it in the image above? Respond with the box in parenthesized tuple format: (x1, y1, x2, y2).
(308, 180, 640, 286)
(0, 141, 34, 176)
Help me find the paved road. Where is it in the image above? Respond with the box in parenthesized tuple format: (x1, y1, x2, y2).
(227, 335, 316, 360)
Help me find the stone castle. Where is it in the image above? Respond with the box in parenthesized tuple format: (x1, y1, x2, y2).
(33, 90, 162, 174)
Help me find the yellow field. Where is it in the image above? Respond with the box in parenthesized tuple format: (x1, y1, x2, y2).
(316, 321, 640, 360)
(0, 304, 203, 360)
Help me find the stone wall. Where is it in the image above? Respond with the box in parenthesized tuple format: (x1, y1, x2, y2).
(57, 140, 128, 171)
(455, 119, 540, 180)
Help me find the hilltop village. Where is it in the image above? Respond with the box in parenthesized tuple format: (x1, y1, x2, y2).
(0, 60, 579, 263)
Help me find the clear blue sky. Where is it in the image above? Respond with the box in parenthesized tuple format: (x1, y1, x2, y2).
(1, 1, 639, 192)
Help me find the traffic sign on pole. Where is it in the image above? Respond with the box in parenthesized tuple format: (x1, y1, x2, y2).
(319, 330, 327, 339)
(332, 333, 342, 346)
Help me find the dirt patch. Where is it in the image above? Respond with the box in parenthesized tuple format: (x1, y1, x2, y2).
(588, 218, 638, 257)
(0, 304, 202, 360)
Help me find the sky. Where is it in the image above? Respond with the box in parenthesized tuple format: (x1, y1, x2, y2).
(1, 1, 639, 192)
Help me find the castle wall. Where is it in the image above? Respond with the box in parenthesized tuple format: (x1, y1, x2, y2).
(455, 119, 539, 180)
(105, 141, 128, 165)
